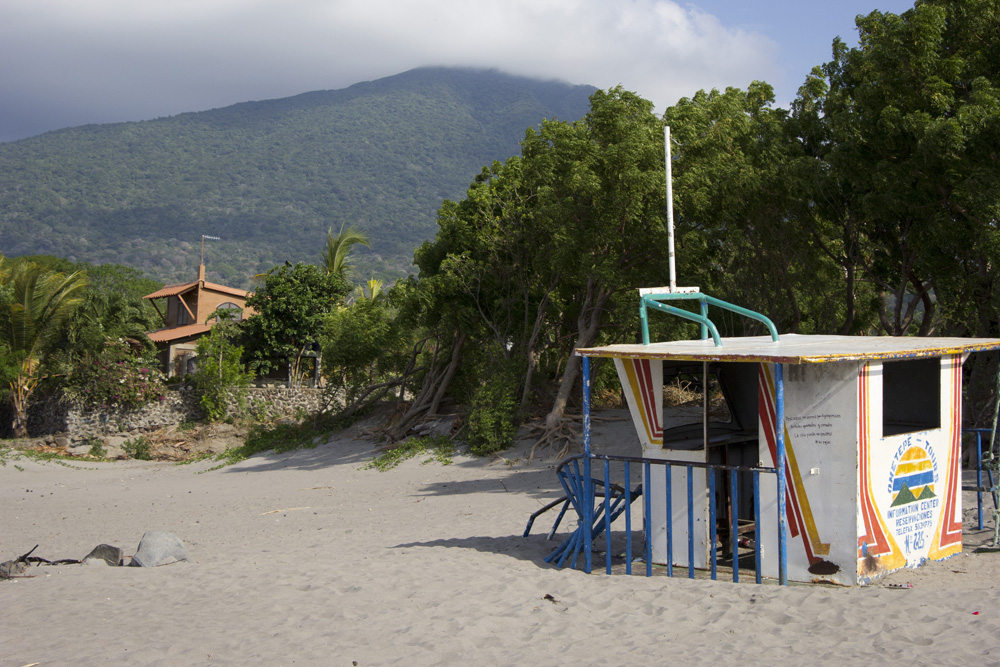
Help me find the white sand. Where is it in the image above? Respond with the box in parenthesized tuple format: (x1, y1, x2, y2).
(2, 414, 999, 665)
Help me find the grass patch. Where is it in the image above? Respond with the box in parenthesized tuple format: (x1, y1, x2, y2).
(211, 409, 368, 468)
(363, 435, 454, 472)
(175, 452, 215, 466)
(0, 447, 90, 468)
(215, 422, 318, 466)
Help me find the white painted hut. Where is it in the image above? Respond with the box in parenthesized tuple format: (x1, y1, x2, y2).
(568, 290, 1000, 585)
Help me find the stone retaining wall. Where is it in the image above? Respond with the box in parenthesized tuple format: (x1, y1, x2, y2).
(2, 385, 325, 442)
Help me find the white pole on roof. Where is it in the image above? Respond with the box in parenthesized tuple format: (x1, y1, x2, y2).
(665, 126, 676, 292)
(201, 234, 221, 265)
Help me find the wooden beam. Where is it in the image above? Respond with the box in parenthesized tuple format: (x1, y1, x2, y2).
(177, 294, 196, 323)
(149, 299, 167, 326)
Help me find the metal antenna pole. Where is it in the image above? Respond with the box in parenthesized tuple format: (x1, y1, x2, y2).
(201, 235, 221, 265)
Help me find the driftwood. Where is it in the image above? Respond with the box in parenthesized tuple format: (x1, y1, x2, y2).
(0, 544, 82, 579)
(0, 545, 37, 579)
(1, 543, 127, 578)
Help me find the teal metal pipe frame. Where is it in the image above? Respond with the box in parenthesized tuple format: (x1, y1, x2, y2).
(643, 300, 722, 346)
(639, 292, 780, 347)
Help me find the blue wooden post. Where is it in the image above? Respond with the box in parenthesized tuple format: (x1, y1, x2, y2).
(776, 363, 788, 586)
(753, 471, 762, 584)
(644, 460, 652, 577)
(624, 463, 633, 575)
(665, 465, 673, 577)
(976, 430, 984, 530)
(604, 459, 613, 574)
(731, 470, 739, 583)
(582, 355, 593, 574)
(709, 469, 717, 580)
(687, 465, 695, 579)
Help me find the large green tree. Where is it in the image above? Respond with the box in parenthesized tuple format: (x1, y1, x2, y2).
(243, 263, 350, 384)
(63, 263, 162, 359)
(400, 86, 671, 450)
(523, 87, 669, 434)
(797, 0, 1000, 337)
(666, 82, 849, 335)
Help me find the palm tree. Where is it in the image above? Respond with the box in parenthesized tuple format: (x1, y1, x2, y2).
(322, 223, 370, 281)
(362, 278, 383, 301)
(0, 259, 87, 437)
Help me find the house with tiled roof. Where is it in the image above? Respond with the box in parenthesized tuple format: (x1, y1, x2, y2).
(143, 264, 252, 377)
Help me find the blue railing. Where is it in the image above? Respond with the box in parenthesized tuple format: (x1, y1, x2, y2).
(534, 452, 781, 583)
(964, 428, 998, 530)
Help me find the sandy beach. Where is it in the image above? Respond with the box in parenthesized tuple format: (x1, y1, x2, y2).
(3, 413, 999, 666)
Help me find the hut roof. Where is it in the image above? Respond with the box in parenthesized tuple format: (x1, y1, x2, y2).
(578, 333, 1000, 365)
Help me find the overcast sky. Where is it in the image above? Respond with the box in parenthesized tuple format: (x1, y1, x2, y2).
(1, 0, 916, 143)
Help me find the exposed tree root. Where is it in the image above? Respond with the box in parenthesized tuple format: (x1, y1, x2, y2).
(524, 413, 629, 461)
(526, 416, 580, 461)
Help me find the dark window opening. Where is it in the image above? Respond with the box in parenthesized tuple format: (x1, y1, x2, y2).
(882, 357, 941, 437)
(661, 362, 758, 455)
(176, 299, 190, 326)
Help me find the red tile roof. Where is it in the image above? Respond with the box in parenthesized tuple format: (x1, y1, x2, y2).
(143, 281, 198, 299)
(146, 323, 212, 343)
(143, 281, 249, 300)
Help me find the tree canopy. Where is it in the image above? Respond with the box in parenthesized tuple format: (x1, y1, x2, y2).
(243, 262, 351, 382)
(345, 0, 1000, 448)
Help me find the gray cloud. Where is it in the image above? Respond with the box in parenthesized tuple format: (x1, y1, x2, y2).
(0, 0, 779, 141)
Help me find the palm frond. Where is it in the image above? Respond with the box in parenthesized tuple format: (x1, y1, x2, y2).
(323, 223, 371, 280)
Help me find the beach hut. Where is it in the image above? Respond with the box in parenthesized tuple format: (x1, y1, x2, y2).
(555, 288, 1000, 586)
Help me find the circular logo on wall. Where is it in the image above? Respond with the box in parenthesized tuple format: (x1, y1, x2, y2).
(890, 443, 937, 507)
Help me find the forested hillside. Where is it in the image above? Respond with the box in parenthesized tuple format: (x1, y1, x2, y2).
(0, 68, 595, 287)
(4, 0, 1000, 448)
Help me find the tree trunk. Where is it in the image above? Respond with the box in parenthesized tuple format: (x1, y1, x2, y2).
(518, 287, 553, 417)
(428, 333, 466, 416)
(387, 332, 466, 441)
(837, 261, 857, 335)
(11, 372, 36, 438)
(544, 280, 610, 429)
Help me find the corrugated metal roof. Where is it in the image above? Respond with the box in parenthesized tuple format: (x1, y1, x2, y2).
(146, 323, 211, 343)
(578, 333, 1000, 364)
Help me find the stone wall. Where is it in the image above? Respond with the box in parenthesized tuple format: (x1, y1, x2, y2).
(243, 385, 324, 420)
(3, 385, 325, 442)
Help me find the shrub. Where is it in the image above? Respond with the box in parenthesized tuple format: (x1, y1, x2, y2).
(123, 436, 152, 460)
(320, 297, 407, 404)
(67, 339, 166, 411)
(465, 363, 519, 457)
(190, 325, 253, 421)
(86, 437, 106, 458)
